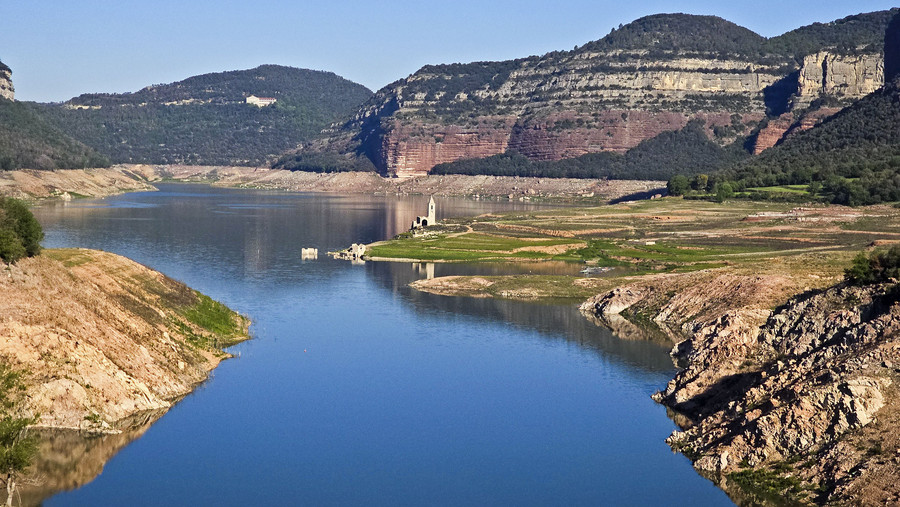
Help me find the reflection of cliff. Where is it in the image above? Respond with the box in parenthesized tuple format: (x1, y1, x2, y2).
(366, 261, 676, 373)
(14, 411, 162, 507)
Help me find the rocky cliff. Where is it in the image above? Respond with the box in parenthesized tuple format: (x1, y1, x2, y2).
(0, 61, 13, 101)
(884, 13, 900, 84)
(793, 51, 883, 107)
(0, 75, 12, 101)
(284, 11, 896, 177)
(748, 51, 885, 154)
(581, 274, 900, 505)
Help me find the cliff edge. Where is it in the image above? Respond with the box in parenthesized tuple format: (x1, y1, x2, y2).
(0, 60, 13, 101)
(284, 11, 896, 177)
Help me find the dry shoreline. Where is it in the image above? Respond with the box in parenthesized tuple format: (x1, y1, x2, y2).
(1, 249, 249, 432)
(0, 164, 665, 202)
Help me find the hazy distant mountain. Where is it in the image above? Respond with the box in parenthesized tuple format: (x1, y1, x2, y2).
(38, 65, 372, 166)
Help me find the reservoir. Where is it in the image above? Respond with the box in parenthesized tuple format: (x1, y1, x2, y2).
(32, 184, 733, 506)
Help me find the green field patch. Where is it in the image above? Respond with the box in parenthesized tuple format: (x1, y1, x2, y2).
(368, 232, 581, 262)
(44, 248, 94, 267)
(746, 185, 810, 195)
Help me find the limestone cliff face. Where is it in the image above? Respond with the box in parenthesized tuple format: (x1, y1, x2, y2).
(750, 50, 885, 153)
(307, 51, 787, 178)
(0, 65, 14, 101)
(303, 45, 882, 177)
(287, 11, 898, 178)
(793, 51, 883, 108)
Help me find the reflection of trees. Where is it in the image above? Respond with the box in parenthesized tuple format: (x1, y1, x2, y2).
(16, 409, 164, 507)
(366, 261, 677, 373)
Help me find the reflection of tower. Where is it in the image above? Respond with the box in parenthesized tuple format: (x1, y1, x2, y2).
(413, 262, 435, 280)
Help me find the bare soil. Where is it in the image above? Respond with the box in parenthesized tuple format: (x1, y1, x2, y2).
(0, 249, 248, 431)
(0, 164, 665, 202)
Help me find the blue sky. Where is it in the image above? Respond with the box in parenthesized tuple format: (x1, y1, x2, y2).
(3, 0, 898, 102)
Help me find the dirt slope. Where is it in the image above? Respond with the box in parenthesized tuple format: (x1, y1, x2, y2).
(0, 249, 248, 431)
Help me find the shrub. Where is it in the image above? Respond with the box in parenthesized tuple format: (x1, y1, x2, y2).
(845, 245, 900, 285)
(0, 197, 43, 264)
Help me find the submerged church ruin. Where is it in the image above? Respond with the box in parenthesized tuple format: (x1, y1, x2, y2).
(411, 196, 437, 230)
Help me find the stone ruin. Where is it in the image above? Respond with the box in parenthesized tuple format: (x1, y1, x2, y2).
(410, 196, 437, 230)
(331, 243, 366, 262)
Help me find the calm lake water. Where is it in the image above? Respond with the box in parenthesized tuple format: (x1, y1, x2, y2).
(31, 184, 733, 506)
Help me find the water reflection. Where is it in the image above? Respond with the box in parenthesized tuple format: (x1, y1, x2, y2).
(33, 185, 563, 283)
(366, 261, 677, 373)
(19, 410, 165, 506)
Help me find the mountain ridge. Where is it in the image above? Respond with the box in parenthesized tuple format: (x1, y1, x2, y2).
(279, 9, 897, 178)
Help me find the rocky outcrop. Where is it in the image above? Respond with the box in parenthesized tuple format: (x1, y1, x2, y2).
(750, 106, 842, 154)
(305, 51, 787, 178)
(584, 273, 900, 504)
(884, 12, 900, 85)
(0, 61, 13, 101)
(793, 52, 884, 108)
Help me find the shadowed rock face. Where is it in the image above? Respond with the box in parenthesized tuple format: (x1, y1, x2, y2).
(885, 13, 900, 85)
(582, 271, 900, 504)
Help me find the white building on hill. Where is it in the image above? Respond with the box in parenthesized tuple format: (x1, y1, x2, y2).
(246, 95, 276, 107)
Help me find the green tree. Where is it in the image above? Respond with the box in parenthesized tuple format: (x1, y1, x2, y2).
(845, 251, 875, 285)
(692, 174, 709, 191)
(715, 182, 735, 202)
(0, 198, 43, 264)
(845, 246, 900, 285)
(0, 366, 36, 507)
(0, 231, 25, 265)
(667, 174, 690, 196)
(0, 417, 36, 506)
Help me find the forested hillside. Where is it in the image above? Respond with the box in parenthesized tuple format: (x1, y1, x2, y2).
(0, 98, 109, 170)
(39, 65, 372, 166)
(665, 12, 900, 205)
(698, 85, 900, 205)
